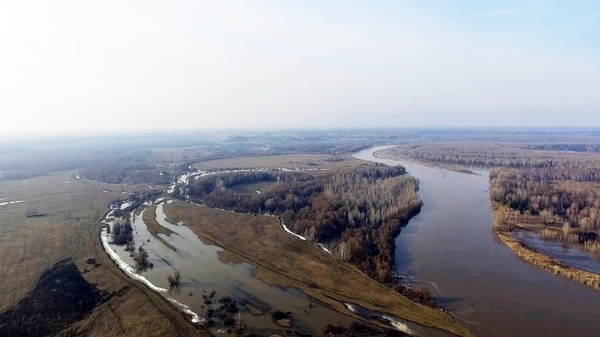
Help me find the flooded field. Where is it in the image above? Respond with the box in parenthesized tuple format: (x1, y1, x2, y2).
(103, 201, 359, 335)
(354, 146, 600, 337)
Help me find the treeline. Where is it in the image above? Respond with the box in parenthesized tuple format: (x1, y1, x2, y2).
(80, 163, 172, 185)
(111, 190, 161, 218)
(184, 166, 422, 284)
(184, 171, 313, 198)
(490, 168, 600, 234)
(522, 143, 600, 153)
(384, 143, 600, 181)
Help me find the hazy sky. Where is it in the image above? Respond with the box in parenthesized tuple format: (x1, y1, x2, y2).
(1, 1, 599, 137)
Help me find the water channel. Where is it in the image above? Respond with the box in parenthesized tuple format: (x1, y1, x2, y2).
(354, 146, 600, 337)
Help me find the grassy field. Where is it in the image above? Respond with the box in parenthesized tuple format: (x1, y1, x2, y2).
(165, 201, 474, 337)
(0, 171, 205, 336)
(193, 154, 370, 175)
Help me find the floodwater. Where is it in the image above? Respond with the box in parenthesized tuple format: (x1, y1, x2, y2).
(105, 201, 450, 336)
(108, 202, 357, 335)
(354, 146, 600, 337)
(513, 231, 600, 274)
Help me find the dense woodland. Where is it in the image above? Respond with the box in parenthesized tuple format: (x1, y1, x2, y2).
(521, 143, 600, 153)
(490, 168, 600, 241)
(183, 166, 422, 285)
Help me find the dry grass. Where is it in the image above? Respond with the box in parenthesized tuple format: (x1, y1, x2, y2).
(142, 205, 176, 251)
(0, 171, 204, 336)
(165, 201, 474, 337)
(193, 154, 370, 175)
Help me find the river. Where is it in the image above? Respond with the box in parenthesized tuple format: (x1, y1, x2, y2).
(354, 146, 600, 337)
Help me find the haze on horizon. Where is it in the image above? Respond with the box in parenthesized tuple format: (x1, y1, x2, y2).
(1, 0, 599, 138)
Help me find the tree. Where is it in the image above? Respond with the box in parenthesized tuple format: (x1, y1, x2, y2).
(134, 246, 149, 271)
(167, 270, 182, 287)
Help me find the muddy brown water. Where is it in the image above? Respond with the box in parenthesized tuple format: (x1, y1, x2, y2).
(354, 146, 600, 337)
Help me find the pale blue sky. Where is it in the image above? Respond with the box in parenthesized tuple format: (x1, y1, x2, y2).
(0, 1, 599, 137)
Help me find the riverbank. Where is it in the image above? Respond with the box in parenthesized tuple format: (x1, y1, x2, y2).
(496, 230, 600, 290)
(374, 149, 477, 175)
(492, 205, 600, 291)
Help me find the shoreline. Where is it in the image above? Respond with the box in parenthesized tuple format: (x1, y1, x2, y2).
(495, 224, 600, 291)
(373, 149, 478, 175)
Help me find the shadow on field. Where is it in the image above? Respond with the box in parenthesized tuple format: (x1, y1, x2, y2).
(0, 259, 104, 336)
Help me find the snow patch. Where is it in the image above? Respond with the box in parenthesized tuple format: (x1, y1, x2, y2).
(120, 201, 133, 210)
(281, 221, 306, 241)
(318, 243, 332, 255)
(75, 175, 80, 179)
(101, 227, 167, 293)
(344, 303, 414, 335)
(168, 298, 203, 324)
(0, 200, 24, 206)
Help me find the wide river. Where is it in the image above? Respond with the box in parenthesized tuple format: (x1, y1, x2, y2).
(354, 146, 600, 337)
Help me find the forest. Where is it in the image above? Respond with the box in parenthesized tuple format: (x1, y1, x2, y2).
(183, 166, 423, 286)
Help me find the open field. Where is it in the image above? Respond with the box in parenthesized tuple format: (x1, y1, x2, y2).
(0, 171, 205, 336)
(165, 201, 474, 337)
(193, 154, 370, 175)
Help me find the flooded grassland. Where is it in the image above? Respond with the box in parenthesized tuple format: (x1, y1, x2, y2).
(101, 194, 470, 336)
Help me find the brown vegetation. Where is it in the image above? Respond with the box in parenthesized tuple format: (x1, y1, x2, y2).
(164, 201, 473, 336)
(184, 166, 422, 284)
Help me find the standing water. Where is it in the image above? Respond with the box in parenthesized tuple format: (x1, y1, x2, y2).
(354, 146, 600, 337)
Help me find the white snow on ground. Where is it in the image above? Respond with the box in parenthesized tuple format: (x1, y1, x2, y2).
(75, 175, 80, 179)
(63, 181, 71, 184)
(281, 221, 307, 241)
(255, 190, 261, 194)
(344, 303, 414, 335)
(0, 200, 24, 206)
(100, 227, 168, 293)
(0, 197, 6, 201)
(120, 201, 133, 210)
(168, 298, 203, 324)
(318, 243, 332, 255)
